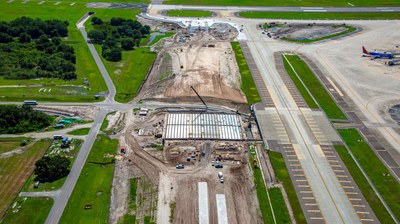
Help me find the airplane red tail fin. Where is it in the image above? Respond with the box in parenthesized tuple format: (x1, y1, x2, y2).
(362, 46, 370, 55)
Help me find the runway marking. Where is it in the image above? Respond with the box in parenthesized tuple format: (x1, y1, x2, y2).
(357, 211, 370, 214)
(303, 9, 327, 12)
(361, 218, 374, 221)
(308, 210, 321, 213)
(310, 217, 324, 220)
(306, 203, 318, 206)
(345, 192, 358, 195)
(302, 197, 315, 200)
(326, 77, 344, 97)
(353, 204, 365, 208)
(349, 198, 362, 201)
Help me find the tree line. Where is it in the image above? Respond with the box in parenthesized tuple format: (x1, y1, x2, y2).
(0, 105, 53, 134)
(0, 17, 77, 80)
(88, 17, 151, 62)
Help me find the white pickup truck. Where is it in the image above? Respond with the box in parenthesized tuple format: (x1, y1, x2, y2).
(218, 172, 224, 183)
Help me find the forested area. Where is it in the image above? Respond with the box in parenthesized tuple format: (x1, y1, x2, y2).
(0, 105, 53, 134)
(88, 17, 151, 62)
(0, 17, 77, 80)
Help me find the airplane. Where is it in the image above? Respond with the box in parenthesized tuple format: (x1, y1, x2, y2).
(362, 46, 394, 59)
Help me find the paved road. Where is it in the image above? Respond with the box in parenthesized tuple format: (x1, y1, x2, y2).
(45, 108, 108, 224)
(44, 14, 115, 224)
(149, 4, 400, 12)
(244, 24, 360, 223)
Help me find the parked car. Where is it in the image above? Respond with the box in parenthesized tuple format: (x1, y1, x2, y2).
(176, 164, 185, 169)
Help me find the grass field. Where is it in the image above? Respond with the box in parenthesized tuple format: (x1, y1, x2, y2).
(22, 140, 83, 192)
(0, 139, 51, 218)
(338, 129, 400, 222)
(283, 54, 347, 120)
(60, 134, 118, 224)
(165, 10, 212, 17)
(67, 128, 90, 136)
(269, 151, 307, 224)
(148, 32, 175, 46)
(95, 45, 157, 103)
(230, 42, 261, 105)
(282, 26, 357, 43)
(335, 145, 396, 223)
(240, 12, 400, 20)
(1, 197, 53, 224)
(163, 0, 400, 6)
(249, 146, 291, 223)
(0, 1, 141, 102)
(0, 137, 31, 153)
(282, 56, 318, 109)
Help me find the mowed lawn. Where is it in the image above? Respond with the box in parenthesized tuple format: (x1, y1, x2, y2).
(166, 10, 212, 17)
(60, 134, 118, 224)
(67, 128, 90, 136)
(163, 0, 400, 6)
(0, 1, 141, 102)
(230, 42, 261, 105)
(283, 54, 347, 120)
(338, 129, 400, 222)
(240, 12, 400, 20)
(0, 139, 51, 217)
(95, 45, 157, 103)
(335, 145, 396, 223)
(269, 151, 306, 224)
(1, 197, 53, 224)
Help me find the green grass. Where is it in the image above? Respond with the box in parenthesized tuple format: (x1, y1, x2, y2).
(163, 0, 400, 6)
(144, 216, 156, 224)
(283, 54, 347, 120)
(166, 10, 212, 17)
(100, 111, 116, 134)
(0, 1, 141, 102)
(67, 128, 90, 136)
(335, 145, 396, 223)
(169, 201, 175, 223)
(0, 139, 52, 217)
(148, 32, 175, 46)
(120, 214, 136, 224)
(1, 197, 53, 224)
(94, 45, 157, 103)
(22, 140, 83, 192)
(249, 146, 290, 223)
(282, 56, 318, 109)
(338, 129, 400, 222)
(0, 137, 31, 153)
(230, 42, 261, 105)
(282, 26, 357, 43)
(60, 134, 118, 224)
(129, 178, 138, 210)
(240, 11, 400, 20)
(269, 151, 307, 224)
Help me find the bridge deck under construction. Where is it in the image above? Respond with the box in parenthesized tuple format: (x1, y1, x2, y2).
(164, 113, 244, 140)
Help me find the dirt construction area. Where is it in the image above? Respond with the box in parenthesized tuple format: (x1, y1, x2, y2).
(138, 26, 247, 104)
(107, 108, 262, 223)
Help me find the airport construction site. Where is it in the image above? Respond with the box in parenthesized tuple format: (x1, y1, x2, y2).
(17, 13, 400, 224)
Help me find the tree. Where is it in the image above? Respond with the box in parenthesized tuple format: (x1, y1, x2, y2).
(103, 48, 122, 62)
(19, 32, 31, 43)
(91, 16, 103, 25)
(88, 30, 105, 43)
(121, 38, 134, 50)
(0, 32, 13, 43)
(34, 155, 71, 182)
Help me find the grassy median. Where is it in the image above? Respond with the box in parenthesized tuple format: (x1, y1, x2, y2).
(338, 129, 400, 222)
(240, 12, 400, 20)
(166, 10, 212, 17)
(60, 134, 118, 224)
(269, 151, 307, 224)
(283, 54, 347, 120)
(231, 42, 261, 105)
